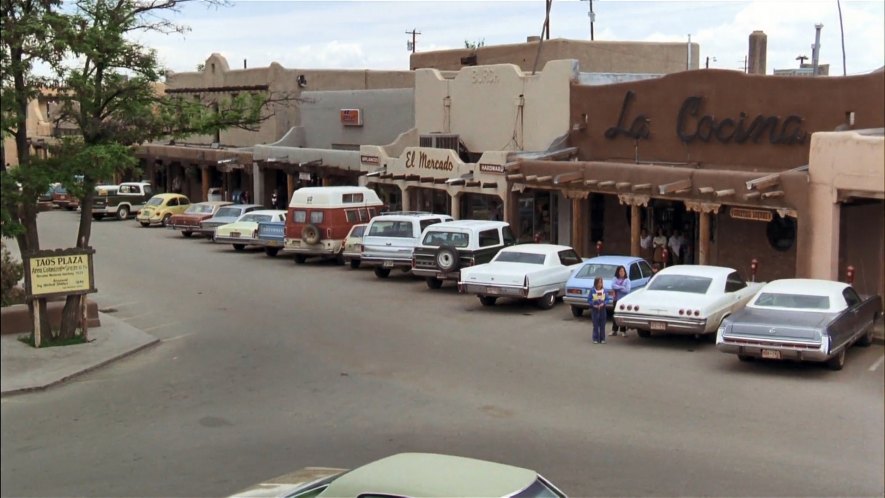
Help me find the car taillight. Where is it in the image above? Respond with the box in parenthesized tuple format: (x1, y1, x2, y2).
(679, 309, 685, 315)
(523, 276, 528, 288)
(634, 305, 639, 312)
(619, 304, 625, 310)
(359, 244, 364, 252)
(694, 310, 700, 316)
(626, 305, 633, 311)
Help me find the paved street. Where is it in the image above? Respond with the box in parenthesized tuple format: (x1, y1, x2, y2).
(2, 210, 884, 497)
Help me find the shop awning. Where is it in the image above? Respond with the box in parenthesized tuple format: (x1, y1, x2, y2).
(445, 172, 473, 185)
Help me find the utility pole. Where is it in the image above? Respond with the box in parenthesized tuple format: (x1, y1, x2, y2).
(580, 0, 595, 40)
(405, 28, 421, 54)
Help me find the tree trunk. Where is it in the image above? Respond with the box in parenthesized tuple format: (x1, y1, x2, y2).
(58, 185, 96, 339)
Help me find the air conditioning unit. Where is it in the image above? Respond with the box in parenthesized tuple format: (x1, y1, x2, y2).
(419, 134, 460, 152)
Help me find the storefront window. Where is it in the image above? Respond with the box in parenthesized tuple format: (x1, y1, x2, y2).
(460, 194, 503, 220)
(410, 188, 450, 215)
(517, 191, 557, 243)
(766, 215, 796, 251)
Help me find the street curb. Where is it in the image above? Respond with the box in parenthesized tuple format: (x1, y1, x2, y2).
(0, 337, 160, 397)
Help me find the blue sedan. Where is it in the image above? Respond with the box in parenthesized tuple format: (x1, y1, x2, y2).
(563, 255, 654, 317)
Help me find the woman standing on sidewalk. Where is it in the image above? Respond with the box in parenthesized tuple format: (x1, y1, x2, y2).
(610, 265, 631, 336)
(589, 277, 607, 344)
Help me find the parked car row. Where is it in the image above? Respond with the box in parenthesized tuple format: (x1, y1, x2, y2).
(108, 185, 881, 371)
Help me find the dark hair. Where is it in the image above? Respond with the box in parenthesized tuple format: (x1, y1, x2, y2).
(615, 265, 627, 278)
(594, 276, 604, 288)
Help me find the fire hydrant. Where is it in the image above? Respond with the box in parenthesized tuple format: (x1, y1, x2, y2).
(596, 240, 603, 257)
(750, 258, 759, 282)
(846, 265, 855, 285)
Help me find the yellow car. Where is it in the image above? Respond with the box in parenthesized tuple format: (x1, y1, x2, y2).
(137, 193, 191, 227)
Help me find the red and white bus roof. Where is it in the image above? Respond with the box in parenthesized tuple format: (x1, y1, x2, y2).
(288, 186, 383, 209)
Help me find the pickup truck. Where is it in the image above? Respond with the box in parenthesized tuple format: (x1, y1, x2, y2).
(92, 181, 153, 220)
(256, 220, 287, 257)
(360, 212, 453, 279)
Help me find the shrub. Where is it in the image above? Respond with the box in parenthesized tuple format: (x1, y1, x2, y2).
(1, 241, 26, 307)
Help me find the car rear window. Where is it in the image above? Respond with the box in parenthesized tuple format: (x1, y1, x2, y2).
(240, 214, 273, 223)
(575, 263, 618, 279)
(309, 211, 324, 224)
(216, 207, 242, 217)
(186, 204, 215, 214)
(292, 210, 307, 223)
(495, 251, 546, 264)
(752, 293, 830, 310)
(349, 225, 366, 238)
(368, 220, 413, 238)
(647, 275, 713, 294)
(422, 231, 469, 248)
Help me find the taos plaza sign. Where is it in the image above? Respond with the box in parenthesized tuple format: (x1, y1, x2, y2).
(24, 248, 96, 299)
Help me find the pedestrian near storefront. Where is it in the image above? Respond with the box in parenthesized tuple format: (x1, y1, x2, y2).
(668, 230, 684, 265)
(589, 277, 606, 344)
(640, 228, 652, 261)
(652, 228, 667, 266)
(610, 265, 631, 336)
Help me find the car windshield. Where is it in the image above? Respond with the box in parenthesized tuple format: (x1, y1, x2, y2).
(575, 263, 619, 279)
(216, 207, 242, 217)
(647, 275, 713, 294)
(146, 197, 163, 206)
(422, 230, 470, 248)
(495, 251, 546, 264)
(753, 292, 830, 310)
(186, 204, 215, 214)
(240, 214, 272, 223)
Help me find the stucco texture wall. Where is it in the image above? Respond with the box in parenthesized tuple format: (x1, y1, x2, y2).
(411, 38, 698, 74)
(299, 89, 415, 149)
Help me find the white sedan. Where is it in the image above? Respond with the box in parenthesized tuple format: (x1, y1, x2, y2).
(213, 210, 287, 251)
(614, 265, 763, 338)
(458, 244, 585, 310)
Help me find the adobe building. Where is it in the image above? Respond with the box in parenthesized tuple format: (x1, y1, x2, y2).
(411, 37, 698, 74)
(252, 88, 415, 206)
(359, 59, 585, 222)
(136, 54, 414, 202)
(806, 128, 884, 301)
(509, 69, 884, 283)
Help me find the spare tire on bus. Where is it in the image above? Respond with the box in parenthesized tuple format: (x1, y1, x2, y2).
(302, 224, 321, 245)
(436, 245, 460, 272)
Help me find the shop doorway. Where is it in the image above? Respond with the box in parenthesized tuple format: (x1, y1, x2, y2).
(839, 198, 884, 300)
(409, 187, 450, 215)
(517, 190, 557, 243)
(460, 193, 503, 220)
(649, 199, 697, 265)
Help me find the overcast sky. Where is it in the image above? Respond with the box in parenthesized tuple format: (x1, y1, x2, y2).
(135, 0, 885, 76)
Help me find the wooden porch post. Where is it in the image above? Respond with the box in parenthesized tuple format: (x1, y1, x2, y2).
(630, 204, 641, 257)
(201, 166, 210, 202)
(571, 198, 584, 256)
(699, 210, 711, 265)
(286, 172, 296, 202)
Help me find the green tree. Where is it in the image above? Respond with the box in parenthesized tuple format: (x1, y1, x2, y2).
(2, 0, 274, 343)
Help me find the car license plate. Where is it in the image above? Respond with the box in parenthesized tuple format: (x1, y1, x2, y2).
(383, 260, 394, 268)
(761, 349, 781, 360)
(230, 232, 240, 238)
(650, 321, 667, 331)
(268, 240, 282, 247)
(486, 287, 500, 295)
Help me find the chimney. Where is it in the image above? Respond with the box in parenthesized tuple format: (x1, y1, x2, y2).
(747, 30, 767, 74)
(811, 24, 823, 76)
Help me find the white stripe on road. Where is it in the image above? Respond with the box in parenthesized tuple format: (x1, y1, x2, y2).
(121, 312, 152, 322)
(142, 322, 177, 332)
(869, 355, 885, 372)
(163, 332, 192, 342)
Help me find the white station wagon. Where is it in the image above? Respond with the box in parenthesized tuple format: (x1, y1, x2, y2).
(458, 244, 584, 310)
(614, 265, 764, 338)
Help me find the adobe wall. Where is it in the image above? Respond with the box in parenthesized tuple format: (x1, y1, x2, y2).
(411, 38, 698, 74)
(299, 89, 415, 149)
(570, 70, 885, 170)
(415, 60, 578, 153)
(165, 54, 415, 147)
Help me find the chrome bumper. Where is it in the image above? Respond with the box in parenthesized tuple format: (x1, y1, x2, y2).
(214, 236, 258, 245)
(411, 268, 459, 280)
(458, 283, 528, 298)
(284, 239, 342, 255)
(169, 224, 201, 231)
(361, 257, 412, 270)
(717, 336, 828, 361)
(615, 313, 708, 334)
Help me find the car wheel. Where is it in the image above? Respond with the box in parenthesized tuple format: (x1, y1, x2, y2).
(335, 253, 345, 265)
(374, 267, 391, 279)
(479, 295, 497, 306)
(857, 327, 873, 347)
(162, 214, 172, 227)
(116, 205, 129, 220)
(436, 245, 460, 272)
(139, 221, 149, 227)
(233, 244, 245, 251)
(182, 231, 193, 238)
(265, 247, 280, 257)
(536, 292, 556, 310)
(349, 259, 360, 269)
(294, 254, 307, 264)
(737, 354, 755, 362)
(637, 329, 651, 338)
(570, 306, 583, 317)
(826, 348, 846, 371)
(426, 277, 443, 289)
